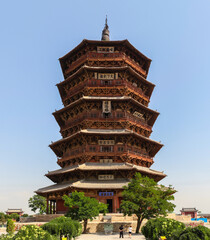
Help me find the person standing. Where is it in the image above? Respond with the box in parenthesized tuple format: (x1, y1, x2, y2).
(128, 225, 132, 238)
(119, 225, 124, 238)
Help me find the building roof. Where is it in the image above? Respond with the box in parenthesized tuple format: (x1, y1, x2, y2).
(59, 39, 151, 62)
(46, 162, 166, 178)
(36, 178, 130, 195)
(54, 95, 158, 114)
(50, 128, 162, 147)
(58, 39, 152, 78)
(57, 65, 155, 88)
(6, 209, 23, 213)
(180, 208, 198, 212)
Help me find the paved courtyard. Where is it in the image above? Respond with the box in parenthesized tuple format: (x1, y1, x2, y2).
(76, 233, 146, 240)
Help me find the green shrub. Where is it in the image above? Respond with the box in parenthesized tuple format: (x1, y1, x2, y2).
(14, 225, 56, 240)
(8, 214, 19, 222)
(0, 234, 14, 240)
(42, 216, 82, 239)
(6, 219, 15, 235)
(141, 217, 185, 240)
(171, 225, 210, 240)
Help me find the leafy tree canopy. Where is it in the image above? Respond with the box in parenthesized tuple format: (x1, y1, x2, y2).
(7, 213, 20, 222)
(28, 194, 46, 214)
(0, 212, 6, 224)
(42, 216, 82, 239)
(63, 191, 108, 233)
(120, 173, 175, 233)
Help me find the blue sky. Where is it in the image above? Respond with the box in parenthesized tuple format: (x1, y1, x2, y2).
(0, 0, 210, 214)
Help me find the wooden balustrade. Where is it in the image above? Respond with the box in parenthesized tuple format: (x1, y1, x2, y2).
(58, 144, 152, 161)
(64, 52, 147, 78)
(64, 78, 149, 101)
(62, 111, 152, 131)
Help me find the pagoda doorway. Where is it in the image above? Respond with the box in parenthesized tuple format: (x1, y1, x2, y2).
(107, 199, 113, 213)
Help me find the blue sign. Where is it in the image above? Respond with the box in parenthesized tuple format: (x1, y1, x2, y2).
(191, 218, 207, 223)
(99, 192, 114, 197)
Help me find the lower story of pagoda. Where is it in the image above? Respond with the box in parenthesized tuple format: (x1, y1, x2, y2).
(47, 189, 123, 214)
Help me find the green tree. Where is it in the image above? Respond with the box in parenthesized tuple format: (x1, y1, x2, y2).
(28, 194, 46, 214)
(15, 225, 56, 240)
(120, 173, 175, 233)
(0, 212, 6, 225)
(42, 216, 82, 240)
(63, 191, 108, 233)
(6, 219, 15, 235)
(8, 213, 20, 222)
(142, 217, 185, 240)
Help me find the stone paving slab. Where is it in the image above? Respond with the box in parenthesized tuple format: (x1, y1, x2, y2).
(76, 233, 146, 240)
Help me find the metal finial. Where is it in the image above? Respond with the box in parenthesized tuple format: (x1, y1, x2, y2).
(105, 15, 108, 27)
(101, 16, 110, 41)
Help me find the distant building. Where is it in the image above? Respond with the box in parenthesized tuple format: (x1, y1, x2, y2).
(180, 208, 198, 218)
(198, 213, 210, 219)
(6, 209, 24, 216)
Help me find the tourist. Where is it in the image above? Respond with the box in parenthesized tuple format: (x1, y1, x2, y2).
(119, 224, 124, 238)
(128, 225, 132, 238)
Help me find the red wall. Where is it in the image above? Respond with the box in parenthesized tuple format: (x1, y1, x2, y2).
(56, 199, 68, 214)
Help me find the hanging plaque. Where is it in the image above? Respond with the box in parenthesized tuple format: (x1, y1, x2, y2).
(103, 101, 111, 113)
(97, 46, 114, 53)
(133, 111, 144, 119)
(98, 175, 114, 180)
(98, 73, 115, 80)
(100, 159, 113, 163)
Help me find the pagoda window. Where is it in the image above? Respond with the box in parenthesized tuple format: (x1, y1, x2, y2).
(118, 146, 124, 152)
(103, 112, 111, 118)
(91, 80, 97, 86)
(116, 80, 121, 85)
(90, 112, 97, 118)
(89, 146, 96, 152)
(117, 112, 124, 118)
(100, 146, 113, 152)
(101, 80, 112, 86)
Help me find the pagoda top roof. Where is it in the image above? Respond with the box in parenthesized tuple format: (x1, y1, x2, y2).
(59, 39, 151, 62)
(46, 162, 166, 178)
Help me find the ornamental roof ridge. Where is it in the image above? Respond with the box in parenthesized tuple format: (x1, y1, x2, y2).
(36, 179, 131, 195)
(57, 65, 155, 87)
(49, 128, 163, 148)
(59, 39, 151, 62)
(53, 96, 159, 116)
(181, 208, 198, 212)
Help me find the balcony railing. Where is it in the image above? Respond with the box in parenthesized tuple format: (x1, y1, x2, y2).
(64, 79, 149, 101)
(65, 52, 147, 78)
(61, 111, 152, 131)
(57, 144, 153, 163)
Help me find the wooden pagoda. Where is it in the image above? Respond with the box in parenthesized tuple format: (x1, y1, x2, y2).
(36, 20, 166, 214)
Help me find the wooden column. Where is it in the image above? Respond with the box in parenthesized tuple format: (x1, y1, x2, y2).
(53, 201, 56, 214)
(50, 201, 52, 214)
(113, 196, 117, 213)
(46, 198, 49, 214)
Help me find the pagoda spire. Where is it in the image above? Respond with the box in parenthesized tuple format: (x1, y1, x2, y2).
(101, 16, 110, 41)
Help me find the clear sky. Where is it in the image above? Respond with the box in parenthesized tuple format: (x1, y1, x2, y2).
(0, 0, 210, 215)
